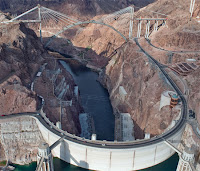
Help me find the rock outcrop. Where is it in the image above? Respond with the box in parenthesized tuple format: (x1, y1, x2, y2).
(0, 19, 82, 164)
(102, 41, 179, 138)
(0, 75, 37, 114)
(0, 117, 44, 164)
(0, 0, 155, 17)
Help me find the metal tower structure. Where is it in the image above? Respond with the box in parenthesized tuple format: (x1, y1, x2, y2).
(36, 137, 65, 171)
(36, 142, 54, 171)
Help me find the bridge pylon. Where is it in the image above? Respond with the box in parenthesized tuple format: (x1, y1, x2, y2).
(38, 4, 42, 42)
(36, 142, 54, 171)
(190, 0, 195, 19)
(129, 6, 134, 40)
(145, 20, 150, 39)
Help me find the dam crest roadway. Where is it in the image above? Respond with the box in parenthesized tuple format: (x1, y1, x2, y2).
(0, 4, 192, 171)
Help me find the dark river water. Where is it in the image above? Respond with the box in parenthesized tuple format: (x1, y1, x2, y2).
(60, 61, 115, 141)
(13, 59, 179, 170)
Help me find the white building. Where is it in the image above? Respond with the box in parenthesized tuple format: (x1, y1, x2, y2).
(159, 91, 177, 111)
(119, 86, 127, 102)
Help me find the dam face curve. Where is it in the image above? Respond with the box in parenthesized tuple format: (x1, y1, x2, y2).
(34, 114, 185, 171)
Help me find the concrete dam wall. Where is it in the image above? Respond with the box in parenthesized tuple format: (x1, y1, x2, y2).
(34, 116, 185, 171)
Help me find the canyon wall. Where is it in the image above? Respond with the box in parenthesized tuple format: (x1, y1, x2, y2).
(0, 0, 155, 16)
(0, 75, 38, 114)
(101, 41, 179, 139)
(0, 117, 44, 164)
(0, 21, 82, 134)
(0, 19, 82, 163)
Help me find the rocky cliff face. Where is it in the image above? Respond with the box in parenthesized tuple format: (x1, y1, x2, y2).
(33, 53, 82, 134)
(149, 0, 200, 51)
(0, 21, 82, 134)
(185, 68, 200, 124)
(0, 22, 45, 86)
(62, 0, 200, 137)
(0, 18, 82, 164)
(0, 75, 37, 114)
(102, 41, 179, 138)
(1, 0, 200, 166)
(0, 0, 155, 16)
(0, 117, 44, 164)
(36, 0, 200, 140)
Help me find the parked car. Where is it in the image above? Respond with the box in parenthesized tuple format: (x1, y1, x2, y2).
(189, 110, 195, 119)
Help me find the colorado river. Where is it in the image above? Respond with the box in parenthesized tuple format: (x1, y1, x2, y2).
(60, 60, 115, 141)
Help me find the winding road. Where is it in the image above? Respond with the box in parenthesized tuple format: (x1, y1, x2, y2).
(146, 38, 200, 54)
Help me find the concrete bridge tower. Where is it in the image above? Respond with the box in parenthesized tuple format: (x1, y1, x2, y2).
(176, 147, 195, 171)
(36, 142, 54, 171)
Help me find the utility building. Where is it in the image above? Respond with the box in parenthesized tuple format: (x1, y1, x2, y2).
(170, 94, 179, 108)
(119, 86, 127, 101)
(159, 91, 178, 111)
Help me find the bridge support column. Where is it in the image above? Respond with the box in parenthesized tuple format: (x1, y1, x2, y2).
(145, 20, 150, 39)
(129, 6, 134, 40)
(162, 20, 166, 26)
(36, 142, 54, 171)
(176, 147, 195, 171)
(137, 20, 142, 38)
(190, 0, 195, 19)
(38, 4, 42, 42)
(154, 20, 158, 31)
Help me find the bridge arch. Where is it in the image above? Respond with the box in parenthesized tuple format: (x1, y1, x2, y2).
(45, 20, 128, 47)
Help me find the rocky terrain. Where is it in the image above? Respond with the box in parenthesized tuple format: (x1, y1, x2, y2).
(44, 0, 200, 139)
(0, 117, 44, 164)
(67, 0, 200, 135)
(45, 0, 200, 158)
(0, 75, 37, 114)
(0, 0, 155, 17)
(0, 16, 82, 164)
(101, 40, 181, 138)
(0, 20, 82, 133)
(0, 0, 200, 168)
